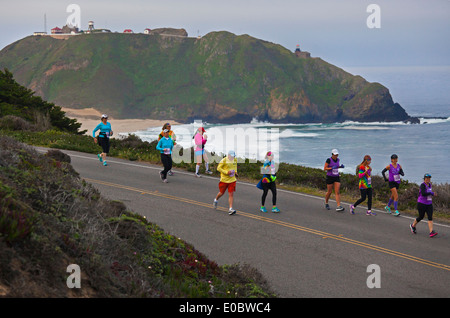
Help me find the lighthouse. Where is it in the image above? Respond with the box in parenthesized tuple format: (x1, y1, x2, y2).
(88, 21, 94, 32)
(295, 44, 301, 57)
(294, 44, 311, 58)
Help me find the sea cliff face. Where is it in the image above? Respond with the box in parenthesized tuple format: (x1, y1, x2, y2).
(0, 30, 417, 123)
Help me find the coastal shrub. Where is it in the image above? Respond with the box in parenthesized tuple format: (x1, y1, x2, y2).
(45, 149, 71, 163)
(0, 69, 84, 134)
(0, 115, 36, 131)
(0, 184, 36, 244)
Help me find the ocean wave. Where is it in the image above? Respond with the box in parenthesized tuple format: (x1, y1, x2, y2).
(279, 129, 321, 138)
(418, 117, 450, 124)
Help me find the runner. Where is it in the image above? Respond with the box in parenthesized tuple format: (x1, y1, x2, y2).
(350, 155, 375, 216)
(158, 123, 176, 176)
(156, 129, 174, 183)
(213, 150, 238, 215)
(259, 151, 279, 213)
(193, 127, 212, 177)
(410, 174, 438, 237)
(382, 154, 404, 216)
(93, 114, 113, 167)
(324, 149, 345, 211)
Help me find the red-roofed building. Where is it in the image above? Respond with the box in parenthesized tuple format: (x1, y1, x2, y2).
(123, 29, 133, 33)
(51, 27, 62, 34)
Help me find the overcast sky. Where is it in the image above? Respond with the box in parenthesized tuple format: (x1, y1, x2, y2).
(0, 0, 449, 68)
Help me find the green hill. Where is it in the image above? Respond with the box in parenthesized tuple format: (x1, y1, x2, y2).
(0, 31, 416, 123)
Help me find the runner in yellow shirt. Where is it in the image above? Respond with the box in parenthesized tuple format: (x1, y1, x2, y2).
(213, 150, 238, 215)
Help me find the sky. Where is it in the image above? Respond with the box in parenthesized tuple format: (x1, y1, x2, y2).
(0, 0, 449, 68)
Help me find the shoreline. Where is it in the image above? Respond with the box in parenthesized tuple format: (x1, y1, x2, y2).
(62, 107, 181, 136)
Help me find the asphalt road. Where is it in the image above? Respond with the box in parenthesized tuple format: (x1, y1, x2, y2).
(37, 147, 450, 297)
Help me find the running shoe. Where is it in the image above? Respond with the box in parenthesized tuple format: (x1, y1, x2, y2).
(163, 179, 168, 183)
(97, 154, 103, 162)
(384, 206, 391, 214)
(195, 173, 202, 178)
(393, 210, 400, 217)
(366, 210, 376, 216)
(350, 205, 355, 215)
(336, 206, 345, 212)
(160, 171, 164, 181)
(168, 170, 174, 176)
(260, 206, 267, 213)
(325, 203, 331, 210)
(272, 207, 280, 213)
(409, 224, 416, 234)
(429, 231, 438, 238)
(228, 208, 236, 215)
(103, 161, 107, 166)
(213, 199, 218, 209)
(205, 170, 213, 175)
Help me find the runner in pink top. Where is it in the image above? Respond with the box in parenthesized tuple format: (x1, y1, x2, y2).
(194, 127, 212, 177)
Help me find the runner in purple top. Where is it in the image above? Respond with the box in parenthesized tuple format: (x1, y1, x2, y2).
(381, 154, 404, 216)
(410, 174, 437, 237)
(324, 149, 345, 212)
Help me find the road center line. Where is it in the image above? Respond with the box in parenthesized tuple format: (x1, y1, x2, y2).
(85, 177, 450, 272)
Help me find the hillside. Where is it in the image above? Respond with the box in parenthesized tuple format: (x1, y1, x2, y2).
(0, 31, 417, 123)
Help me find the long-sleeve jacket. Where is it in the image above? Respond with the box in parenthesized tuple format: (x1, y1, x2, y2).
(156, 137, 174, 154)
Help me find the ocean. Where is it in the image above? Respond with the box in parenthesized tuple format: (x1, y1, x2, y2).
(129, 66, 450, 185)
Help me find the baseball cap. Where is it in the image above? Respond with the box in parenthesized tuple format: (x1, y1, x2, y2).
(424, 173, 432, 178)
(101, 114, 108, 119)
(331, 149, 339, 155)
(163, 129, 169, 133)
(228, 150, 236, 157)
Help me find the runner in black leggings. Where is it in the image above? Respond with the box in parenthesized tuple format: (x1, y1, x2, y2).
(260, 152, 279, 213)
(410, 174, 438, 237)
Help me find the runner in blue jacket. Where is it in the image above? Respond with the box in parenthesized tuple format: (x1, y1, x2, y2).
(156, 129, 174, 183)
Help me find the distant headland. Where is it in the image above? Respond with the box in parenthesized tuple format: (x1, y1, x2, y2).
(1, 25, 418, 124)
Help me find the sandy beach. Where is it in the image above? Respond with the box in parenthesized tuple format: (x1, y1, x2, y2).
(62, 107, 180, 137)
